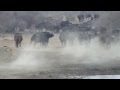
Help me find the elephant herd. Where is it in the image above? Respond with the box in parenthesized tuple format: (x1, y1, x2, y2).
(14, 31, 54, 48)
(59, 28, 120, 47)
(30, 32, 54, 47)
(14, 28, 120, 48)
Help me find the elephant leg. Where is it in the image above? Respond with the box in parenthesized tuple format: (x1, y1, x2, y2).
(15, 41, 18, 48)
(46, 41, 48, 47)
(39, 41, 42, 47)
(15, 42, 17, 48)
(19, 42, 21, 47)
(30, 41, 33, 45)
(43, 42, 47, 48)
(41, 43, 44, 48)
(64, 41, 67, 46)
(43, 43, 46, 48)
(33, 42, 36, 47)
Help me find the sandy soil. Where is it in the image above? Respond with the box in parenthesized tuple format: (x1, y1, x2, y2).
(0, 34, 120, 79)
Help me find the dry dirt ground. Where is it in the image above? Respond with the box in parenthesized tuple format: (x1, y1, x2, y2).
(0, 34, 120, 79)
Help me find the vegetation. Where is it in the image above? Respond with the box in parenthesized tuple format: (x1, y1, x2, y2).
(0, 11, 119, 33)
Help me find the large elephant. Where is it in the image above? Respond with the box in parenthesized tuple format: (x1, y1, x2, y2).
(31, 32, 54, 47)
(59, 31, 66, 46)
(14, 33, 23, 48)
(59, 31, 79, 46)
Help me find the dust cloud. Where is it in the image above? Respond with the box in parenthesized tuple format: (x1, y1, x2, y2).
(9, 45, 55, 71)
(61, 36, 120, 65)
(6, 34, 120, 71)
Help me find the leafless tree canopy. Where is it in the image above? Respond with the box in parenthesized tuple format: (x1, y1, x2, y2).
(0, 11, 119, 33)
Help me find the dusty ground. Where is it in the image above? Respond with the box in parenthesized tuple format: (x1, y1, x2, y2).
(0, 34, 120, 79)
